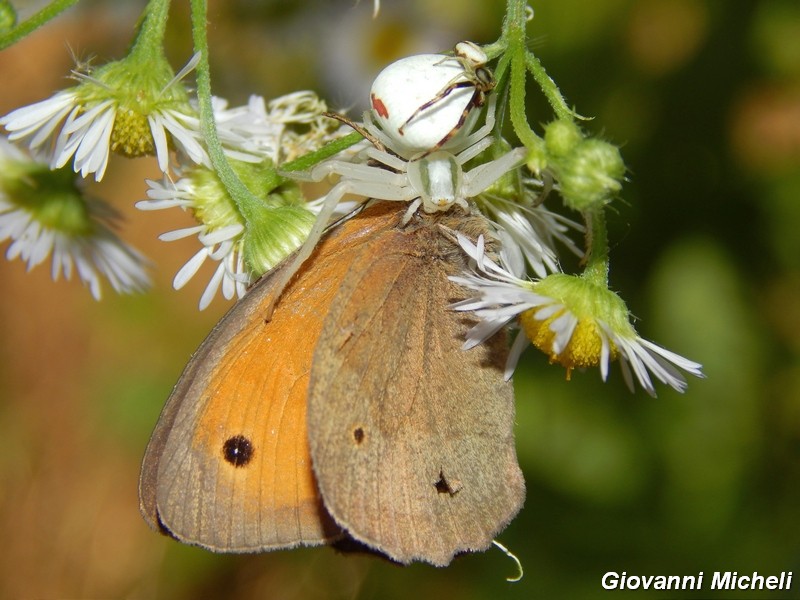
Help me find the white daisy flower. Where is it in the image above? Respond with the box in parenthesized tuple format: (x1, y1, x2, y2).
(268, 90, 328, 125)
(1, 54, 203, 181)
(139, 159, 317, 310)
(209, 95, 284, 163)
(179, 91, 338, 167)
(139, 172, 248, 310)
(0, 140, 150, 299)
(135, 89, 355, 310)
(268, 91, 354, 163)
(449, 233, 704, 396)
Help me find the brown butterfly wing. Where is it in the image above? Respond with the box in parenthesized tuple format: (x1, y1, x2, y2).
(308, 206, 525, 566)
(139, 206, 398, 552)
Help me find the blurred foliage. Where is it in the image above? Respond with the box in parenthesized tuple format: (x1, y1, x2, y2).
(1, 0, 799, 598)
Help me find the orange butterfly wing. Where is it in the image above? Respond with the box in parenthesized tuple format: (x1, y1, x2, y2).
(139, 205, 399, 551)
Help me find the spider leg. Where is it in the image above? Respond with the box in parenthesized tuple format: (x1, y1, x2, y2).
(263, 176, 416, 317)
(453, 135, 495, 165)
(362, 111, 404, 155)
(363, 146, 407, 171)
(401, 198, 423, 223)
(344, 180, 417, 200)
(322, 111, 386, 152)
(452, 93, 497, 149)
(399, 79, 476, 134)
(288, 159, 406, 186)
(314, 160, 408, 185)
(463, 147, 528, 196)
(432, 88, 482, 150)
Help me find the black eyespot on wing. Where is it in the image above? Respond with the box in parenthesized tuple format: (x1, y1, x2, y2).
(222, 435, 254, 467)
(352, 427, 365, 445)
(434, 470, 462, 496)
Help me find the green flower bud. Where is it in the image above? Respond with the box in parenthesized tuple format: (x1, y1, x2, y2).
(75, 52, 194, 159)
(557, 139, 625, 211)
(241, 183, 315, 277)
(544, 119, 583, 158)
(177, 158, 316, 279)
(0, 0, 17, 32)
(1, 159, 92, 236)
(525, 137, 549, 175)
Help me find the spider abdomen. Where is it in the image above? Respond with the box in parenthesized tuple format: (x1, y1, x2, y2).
(370, 54, 480, 154)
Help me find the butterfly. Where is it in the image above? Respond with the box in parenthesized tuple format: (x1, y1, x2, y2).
(139, 201, 524, 566)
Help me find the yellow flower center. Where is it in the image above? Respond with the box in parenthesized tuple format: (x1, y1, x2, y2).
(520, 306, 618, 379)
(110, 105, 155, 158)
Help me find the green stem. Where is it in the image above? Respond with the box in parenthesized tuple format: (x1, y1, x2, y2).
(581, 208, 610, 287)
(189, 0, 262, 222)
(525, 52, 580, 122)
(505, 0, 528, 36)
(0, 0, 80, 50)
(482, 39, 507, 62)
(509, 44, 540, 149)
(492, 51, 511, 94)
(504, 0, 540, 149)
(490, 54, 512, 141)
(128, 0, 171, 58)
(281, 131, 363, 173)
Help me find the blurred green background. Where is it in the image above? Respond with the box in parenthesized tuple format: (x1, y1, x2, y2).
(1, 0, 799, 597)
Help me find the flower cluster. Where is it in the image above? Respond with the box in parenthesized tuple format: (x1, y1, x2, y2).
(133, 87, 350, 308)
(1, 46, 346, 307)
(0, 0, 703, 395)
(0, 53, 206, 181)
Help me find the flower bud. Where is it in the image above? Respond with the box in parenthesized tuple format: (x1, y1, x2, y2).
(0, 0, 17, 32)
(544, 119, 582, 158)
(556, 139, 625, 211)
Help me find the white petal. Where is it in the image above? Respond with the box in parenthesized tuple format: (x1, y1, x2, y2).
(505, 331, 530, 380)
(173, 248, 209, 290)
(148, 114, 171, 173)
(0, 92, 76, 129)
(549, 311, 578, 356)
(199, 261, 226, 310)
(158, 225, 204, 241)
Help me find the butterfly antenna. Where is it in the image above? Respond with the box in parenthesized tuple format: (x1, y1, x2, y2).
(492, 539, 523, 583)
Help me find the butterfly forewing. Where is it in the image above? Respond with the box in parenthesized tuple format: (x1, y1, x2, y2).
(138, 206, 403, 552)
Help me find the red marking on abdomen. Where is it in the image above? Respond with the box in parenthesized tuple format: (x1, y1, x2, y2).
(371, 93, 389, 118)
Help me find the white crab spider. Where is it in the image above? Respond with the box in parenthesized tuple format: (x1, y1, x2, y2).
(263, 93, 527, 316)
(316, 95, 524, 224)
